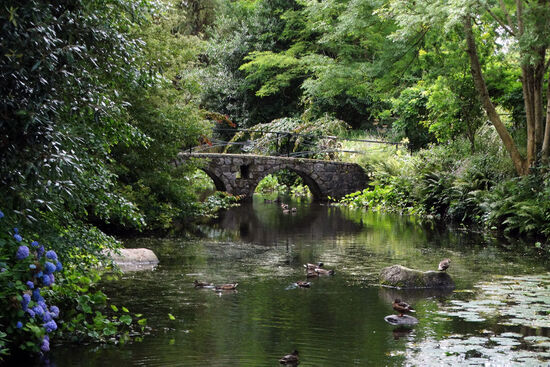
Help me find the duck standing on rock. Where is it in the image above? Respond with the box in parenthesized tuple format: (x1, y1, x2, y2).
(392, 298, 415, 317)
(279, 350, 299, 365)
(438, 258, 451, 272)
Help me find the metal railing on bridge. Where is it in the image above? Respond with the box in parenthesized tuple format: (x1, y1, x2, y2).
(186, 128, 403, 160)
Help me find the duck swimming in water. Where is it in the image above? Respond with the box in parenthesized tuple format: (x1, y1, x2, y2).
(215, 283, 238, 291)
(193, 280, 213, 288)
(279, 350, 299, 365)
(295, 280, 310, 288)
(315, 267, 334, 276)
(438, 258, 451, 272)
(392, 298, 415, 317)
(304, 262, 323, 270)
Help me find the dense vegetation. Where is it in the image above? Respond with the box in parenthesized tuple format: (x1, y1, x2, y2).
(1, 0, 549, 358)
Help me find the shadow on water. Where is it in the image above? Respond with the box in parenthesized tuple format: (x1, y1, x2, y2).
(28, 195, 550, 366)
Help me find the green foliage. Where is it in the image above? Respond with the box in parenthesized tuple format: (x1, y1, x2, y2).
(226, 115, 350, 159)
(391, 85, 436, 151)
(255, 174, 286, 194)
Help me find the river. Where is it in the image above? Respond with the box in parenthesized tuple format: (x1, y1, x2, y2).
(40, 196, 550, 366)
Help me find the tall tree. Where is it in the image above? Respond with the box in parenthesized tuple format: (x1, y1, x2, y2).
(386, 0, 550, 175)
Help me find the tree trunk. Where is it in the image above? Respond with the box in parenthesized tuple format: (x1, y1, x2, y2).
(463, 15, 527, 175)
(542, 71, 550, 163)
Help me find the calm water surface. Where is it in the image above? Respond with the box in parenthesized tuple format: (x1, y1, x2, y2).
(43, 197, 550, 366)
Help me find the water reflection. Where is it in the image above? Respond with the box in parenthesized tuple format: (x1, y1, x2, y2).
(40, 196, 550, 366)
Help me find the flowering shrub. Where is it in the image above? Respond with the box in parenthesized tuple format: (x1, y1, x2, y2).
(0, 211, 62, 355)
(0, 209, 149, 359)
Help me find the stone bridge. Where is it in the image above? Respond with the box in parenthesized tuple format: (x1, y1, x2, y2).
(176, 153, 368, 201)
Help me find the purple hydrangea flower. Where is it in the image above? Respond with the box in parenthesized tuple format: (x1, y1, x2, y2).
(49, 273, 54, 284)
(32, 305, 44, 317)
(42, 311, 52, 322)
(55, 261, 63, 272)
(16, 245, 29, 259)
(0, 210, 4, 218)
(16, 321, 23, 329)
(38, 300, 47, 310)
(21, 293, 31, 311)
(42, 274, 52, 286)
(44, 320, 57, 333)
(26, 281, 34, 289)
(13, 228, 18, 234)
(45, 250, 58, 261)
(41, 336, 50, 352)
(27, 309, 35, 318)
(32, 288, 42, 302)
(44, 261, 56, 275)
(37, 246, 45, 258)
(31, 241, 39, 248)
(50, 306, 60, 318)
(14, 234, 22, 242)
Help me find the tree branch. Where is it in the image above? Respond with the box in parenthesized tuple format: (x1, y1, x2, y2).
(485, 6, 516, 37)
(499, 0, 515, 31)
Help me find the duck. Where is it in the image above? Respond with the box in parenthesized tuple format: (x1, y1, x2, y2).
(215, 283, 238, 291)
(193, 280, 214, 288)
(315, 267, 335, 276)
(306, 269, 318, 278)
(282, 209, 290, 214)
(438, 258, 451, 272)
(392, 298, 415, 317)
(304, 262, 323, 270)
(295, 280, 310, 288)
(279, 350, 299, 365)
(291, 207, 297, 213)
(281, 203, 289, 210)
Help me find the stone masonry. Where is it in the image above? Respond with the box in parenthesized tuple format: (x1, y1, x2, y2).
(176, 153, 368, 201)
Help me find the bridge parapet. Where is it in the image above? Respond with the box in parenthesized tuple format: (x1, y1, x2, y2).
(176, 153, 368, 201)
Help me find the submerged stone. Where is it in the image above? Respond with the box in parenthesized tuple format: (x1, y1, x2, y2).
(384, 314, 419, 326)
(380, 265, 455, 289)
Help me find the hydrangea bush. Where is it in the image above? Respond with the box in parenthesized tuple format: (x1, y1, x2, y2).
(0, 211, 62, 354)
(0, 210, 148, 359)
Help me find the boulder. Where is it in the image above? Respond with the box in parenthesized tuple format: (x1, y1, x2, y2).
(104, 248, 159, 272)
(380, 265, 455, 289)
(384, 314, 419, 326)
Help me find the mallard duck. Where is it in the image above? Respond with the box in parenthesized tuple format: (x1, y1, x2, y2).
(215, 283, 238, 291)
(306, 270, 318, 278)
(304, 262, 323, 270)
(281, 203, 289, 210)
(392, 298, 415, 317)
(438, 258, 451, 272)
(279, 350, 299, 365)
(295, 280, 310, 288)
(315, 267, 334, 276)
(193, 280, 213, 288)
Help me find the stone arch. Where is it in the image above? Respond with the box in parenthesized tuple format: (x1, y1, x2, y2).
(199, 167, 227, 192)
(253, 165, 324, 200)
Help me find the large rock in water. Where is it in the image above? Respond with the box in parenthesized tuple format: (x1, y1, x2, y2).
(384, 314, 419, 326)
(104, 248, 159, 272)
(380, 265, 455, 289)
